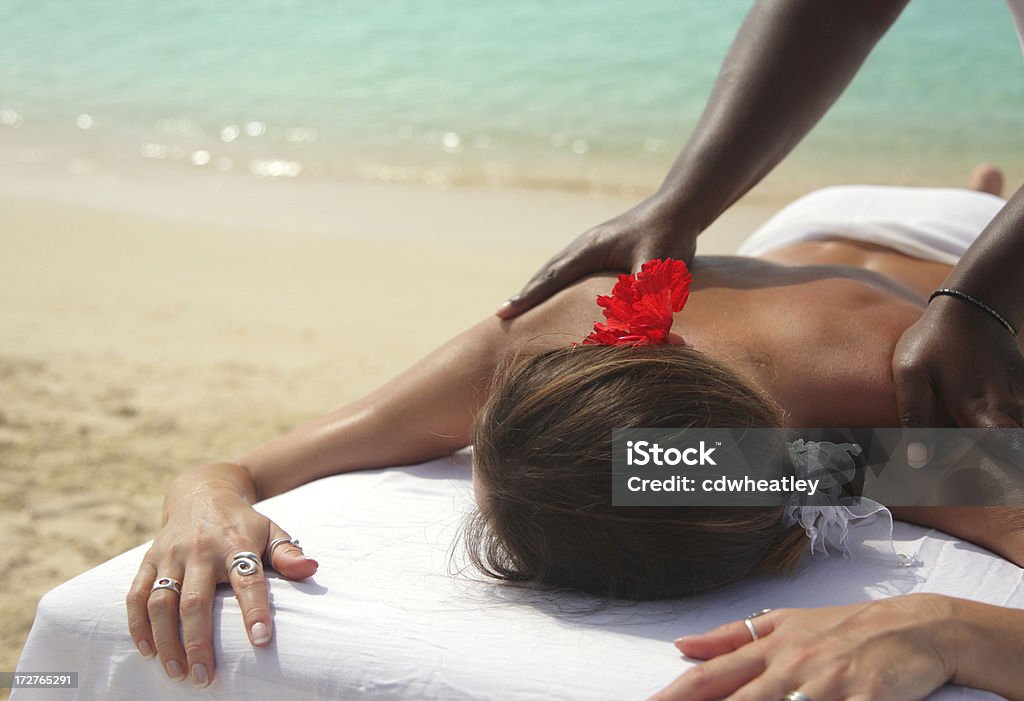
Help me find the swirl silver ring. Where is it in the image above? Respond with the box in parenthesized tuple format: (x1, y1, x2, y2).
(268, 537, 300, 557)
(747, 608, 772, 619)
(229, 551, 262, 576)
(151, 577, 182, 595)
(782, 692, 812, 701)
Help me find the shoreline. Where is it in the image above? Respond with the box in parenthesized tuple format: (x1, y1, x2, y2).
(5, 116, 1021, 213)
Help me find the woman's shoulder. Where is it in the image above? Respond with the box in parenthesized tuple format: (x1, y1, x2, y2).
(492, 272, 618, 353)
(687, 256, 918, 427)
(749, 288, 911, 428)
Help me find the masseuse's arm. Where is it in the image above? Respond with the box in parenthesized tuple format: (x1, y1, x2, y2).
(649, 595, 1024, 701)
(894, 185, 1024, 430)
(499, 0, 909, 318)
(125, 298, 564, 687)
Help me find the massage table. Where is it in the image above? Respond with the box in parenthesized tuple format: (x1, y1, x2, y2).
(13, 449, 1019, 699)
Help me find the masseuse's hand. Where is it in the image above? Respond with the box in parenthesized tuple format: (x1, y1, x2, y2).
(496, 196, 696, 319)
(125, 470, 317, 687)
(649, 595, 956, 701)
(893, 294, 1024, 439)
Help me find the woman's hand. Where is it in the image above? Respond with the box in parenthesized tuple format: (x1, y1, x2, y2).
(893, 294, 1024, 438)
(125, 468, 318, 687)
(649, 595, 957, 701)
(496, 196, 696, 319)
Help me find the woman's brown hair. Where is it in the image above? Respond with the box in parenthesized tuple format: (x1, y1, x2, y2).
(467, 343, 806, 600)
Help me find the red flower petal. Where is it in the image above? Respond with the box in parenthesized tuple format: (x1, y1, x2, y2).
(580, 258, 692, 346)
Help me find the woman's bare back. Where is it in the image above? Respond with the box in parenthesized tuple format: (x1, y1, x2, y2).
(507, 242, 945, 428)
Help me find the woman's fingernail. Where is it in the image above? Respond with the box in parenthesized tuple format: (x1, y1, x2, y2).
(165, 659, 185, 680)
(138, 639, 154, 658)
(251, 621, 271, 645)
(303, 557, 319, 566)
(907, 442, 928, 469)
(673, 636, 692, 646)
(191, 663, 209, 687)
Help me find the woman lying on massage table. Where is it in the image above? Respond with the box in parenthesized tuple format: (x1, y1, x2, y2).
(126, 171, 1024, 699)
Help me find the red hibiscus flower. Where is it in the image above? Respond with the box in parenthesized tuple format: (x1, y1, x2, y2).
(580, 258, 692, 346)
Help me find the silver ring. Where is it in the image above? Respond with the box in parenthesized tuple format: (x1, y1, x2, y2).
(229, 551, 262, 576)
(743, 618, 759, 641)
(783, 692, 812, 701)
(151, 577, 182, 595)
(747, 608, 772, 619)
(268, 537, 300, 557)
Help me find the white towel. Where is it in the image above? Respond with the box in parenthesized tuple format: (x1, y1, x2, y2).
(736, 185, 1005, 264)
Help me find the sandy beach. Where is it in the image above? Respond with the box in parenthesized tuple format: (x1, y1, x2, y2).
(0, 166, 786, 685)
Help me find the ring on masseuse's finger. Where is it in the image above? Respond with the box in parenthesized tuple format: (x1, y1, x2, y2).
(747, 608, 772, 619)
(782, 692, 812, 701)
(229, 551, 262, 576)
(268, 537, 300, 557)
(151, 577, 182, 595)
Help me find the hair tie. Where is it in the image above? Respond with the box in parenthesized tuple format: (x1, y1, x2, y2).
(579, 258, 692, 346)
(783, 439, 918, 567)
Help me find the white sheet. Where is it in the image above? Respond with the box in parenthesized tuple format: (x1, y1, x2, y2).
(14, 450, 1022, 700)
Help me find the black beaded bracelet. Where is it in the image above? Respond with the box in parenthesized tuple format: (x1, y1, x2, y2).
(928, 288, 1018, 336)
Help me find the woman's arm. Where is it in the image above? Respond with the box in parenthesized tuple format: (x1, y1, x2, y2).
(951, 597, 1024, 699)
(237, 315, 508, 500)
(127, 279, 589, 687)
(231, 270, 600, 498)
(234, 274, 592, 498)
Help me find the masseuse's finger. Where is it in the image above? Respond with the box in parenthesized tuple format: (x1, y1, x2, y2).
(179, 564, 217, 687)
(893, 367, 940, 430)
(951, 375, 1024, 429)
(961, 402, 1024, 429)
(898, 428, 936, 471)
(147, 563, 188, 681)
(225, 546, 274, 647)
(498, 246, 598, 319)
(893, 364, 940, 468)
(949, 331, 1024, 429)
(126, 560, 158, 659)
(266, 520, 318, 580)
(674, 610, 783, 659)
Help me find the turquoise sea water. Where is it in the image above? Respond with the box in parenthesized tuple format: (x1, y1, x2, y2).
(1, 0, 1022, 192)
